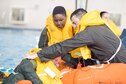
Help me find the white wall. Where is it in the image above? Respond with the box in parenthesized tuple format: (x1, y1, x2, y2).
(0, 0, 75, 29)
(83, 0, 126, 31)
(0, 0, 126, 30)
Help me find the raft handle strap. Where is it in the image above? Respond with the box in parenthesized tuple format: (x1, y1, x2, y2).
(106, 39, 122, 64)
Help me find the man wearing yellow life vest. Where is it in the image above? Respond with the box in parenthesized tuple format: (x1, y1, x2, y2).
(3, 48, 63, 84)
(26, 8, 126, 64)
(38, 6, 73, 48)
(38, 6, 94, 68)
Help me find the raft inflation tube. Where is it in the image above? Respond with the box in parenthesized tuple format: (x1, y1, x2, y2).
(61, 63, 126, 84)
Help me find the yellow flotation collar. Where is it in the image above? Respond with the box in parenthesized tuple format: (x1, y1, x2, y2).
(46, 11, 73, 46)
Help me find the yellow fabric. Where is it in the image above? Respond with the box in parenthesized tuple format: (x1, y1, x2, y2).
(35, 59, 62, 84)
(28, 48, 62, 84)
(69, 48, 81, 58)
(103, 20, 122, 38)
(77, 10, 104, 32)
(71, 10, 104, 59)
(74, 10, 121, 59)
(46, 11, 80, 58)
(29, 48, 42, 55)
(4, 72, 10, 77)
(46, 11, 73, 46)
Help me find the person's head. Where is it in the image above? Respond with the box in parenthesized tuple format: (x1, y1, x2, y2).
(70, 8, 87, 28)
(100, 11, 110, 22)
(52, 56, 61, 68)
(52, 6, 67, 28)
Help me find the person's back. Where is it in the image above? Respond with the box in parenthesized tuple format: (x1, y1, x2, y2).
(80, 24, 126, 63)
(69, 9, 126, 63)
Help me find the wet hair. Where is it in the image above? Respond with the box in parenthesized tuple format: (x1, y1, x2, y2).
(100, 11, 108, 17)
(52, 6, 66, 17)
(70, 8, 87, 20)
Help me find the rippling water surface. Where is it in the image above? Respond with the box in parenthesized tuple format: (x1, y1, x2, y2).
(0, 28, 41, 69)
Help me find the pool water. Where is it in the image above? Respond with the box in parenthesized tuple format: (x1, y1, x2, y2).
(0, 28, 41, 69)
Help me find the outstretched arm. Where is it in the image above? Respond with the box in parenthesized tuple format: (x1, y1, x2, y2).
(26, 30, 93, 62)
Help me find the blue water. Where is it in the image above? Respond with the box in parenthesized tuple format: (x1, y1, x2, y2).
(0, 28, 41, 69)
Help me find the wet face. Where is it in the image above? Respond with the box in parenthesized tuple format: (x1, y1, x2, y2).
(102, 13, 110, 22)
(52, 56, 61, 68)
(53, 14, 66, 28)
(71, 15, 80, 28)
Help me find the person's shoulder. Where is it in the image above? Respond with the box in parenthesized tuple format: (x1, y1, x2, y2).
(85, 25, 108, 32)
(41, 27, 47, 35)
(87, 24, 107, 29)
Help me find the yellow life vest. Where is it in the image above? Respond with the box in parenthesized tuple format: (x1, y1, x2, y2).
(46, 11, 79, 59)
(103, 20, 122, 38)
(29, 48, 63, 84)
(46, 11, 73, 46)
(35, 58, 62, 84)
(73, 10, 121, 59)
(71, 10, 104, 59)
